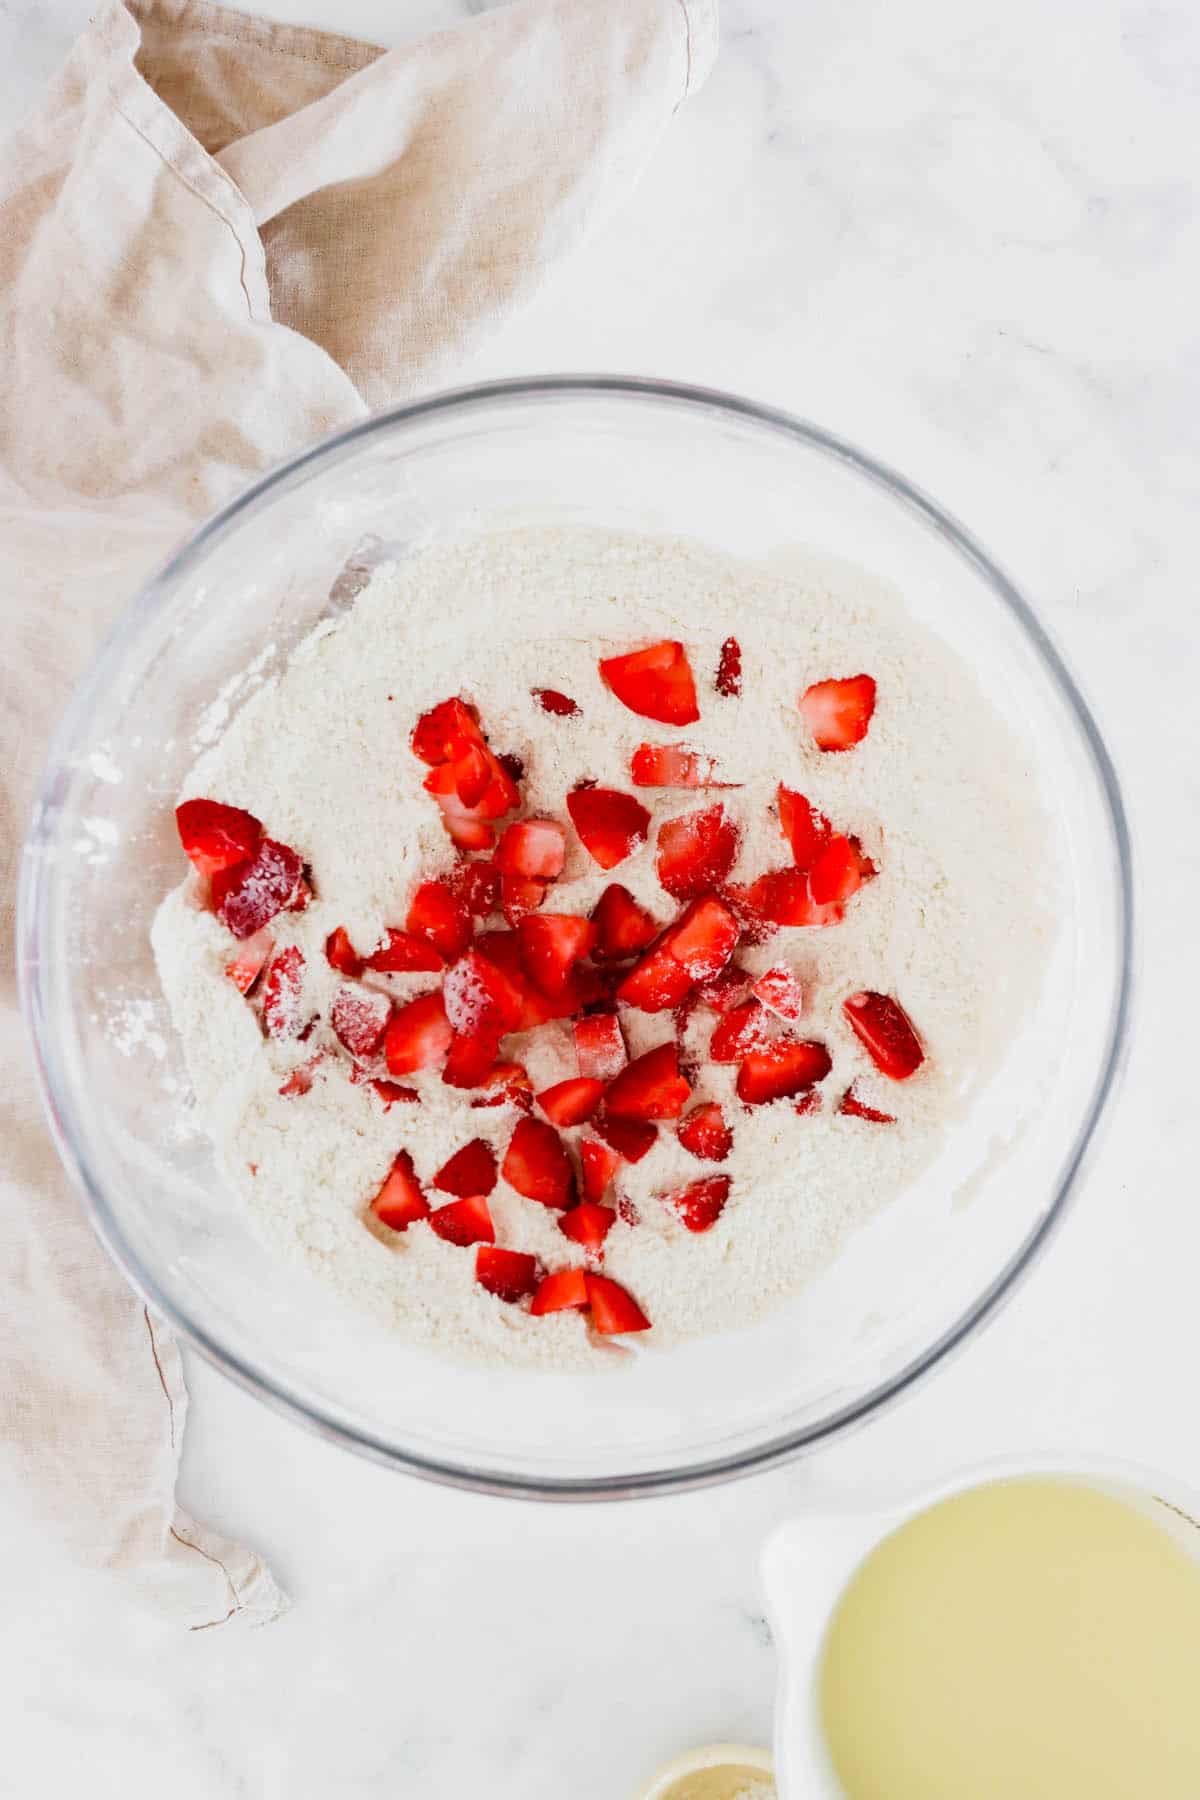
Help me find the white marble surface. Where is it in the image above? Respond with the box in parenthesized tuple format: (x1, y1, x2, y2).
(3, 0, 1198, 1793)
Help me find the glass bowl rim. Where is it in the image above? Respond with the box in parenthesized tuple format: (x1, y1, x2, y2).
(18, 374, 1135, 1500)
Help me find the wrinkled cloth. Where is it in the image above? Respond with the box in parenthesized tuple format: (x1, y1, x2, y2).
(0, 0, 715, 1627)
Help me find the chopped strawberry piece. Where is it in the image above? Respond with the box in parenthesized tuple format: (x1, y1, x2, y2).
(411, 697, 483, 766)
(733, 868, 843, 929)
(660, 893, 741, 981)
(500, 871, 547, 928)
(176, 797, 262, 881)
(364, 928, 444, 973)
(406, 879, 472, 960)
(329, 983, 390, 1059)
(599, 640, 700, 726)
(287, 876, 312, 914)
(370, 1151, 430, 1232)
(384, 989, 452, 1074)
(430, 1194, 495, 1247)
(574, 1013, 627, 1082)
(676, 1102, 733, 1162)
(474, 932, 561, 1031)
(451, 861, 500, 917)
(501, 1117, 575, 1209)
(532, 688, 580, 717)
(839, 1085, 896, 1122)
(568, 786, 651, 870)
(585, 1273, 651, 1335)
(422, 763, 499, 852)
(212, 838, 306, 938)
(580, 1135, 623, 1200)
(559, 1202, 615, 1252)
(799, 674, 877, 751)
(324, 926, 363, 978)
(794, 1088, 823, 1117)
(365, 1078, 420, 1108)
(661, 1174, 731, 1232)
(656, 804, 740, 901)
(737, 1039, 832, 1105)
(709, 1000, 773, 1063)
(450, 737, 493, 808)
(630, 744, 733, 788)
(278, 1049, 327, 1098)
(604, 1042, 691, 1121)
(617, 940, 695, 1012)
(530, 1267, 590, 1315)
(715, 636, 742, 698)
(591, 883, 659, 960)
(495, 818, 567, 880)
(443, 947, 523, 1036)
(753, 965, 806, 1021)
(261, 945, 308, 1040)
(471, 1061, 533, 1111)
(809, 834, 866, 906)
(442, 1028, 501, 1089)
(843, 991, 924, 1080)
(432, 1139, 498, 1197)
(225, 927, 274, 995)
(518, 913, 598, 998)
(476, 1245, 540, 1303)
(695, 963, 754, 1013)
(596, 1115, 657, 1162)
(537, 1077, 605, 1127)
(777, 786, 833, 870)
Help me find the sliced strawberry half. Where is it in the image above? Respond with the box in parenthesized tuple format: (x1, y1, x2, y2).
(324, 926, 363, 978)
(752, 965, 805, 1021)
(843, 991, 924, 1080)
(530, 1267, 590, 1315)
(660, 893, 740, 981)
(676, 1102, 733, 1162)
(630, 745, 732, 789)
(442, 1028, 501, 1089)
(656, 804, 740, 901)
(733, 868, 843, 930)
(809, 834, 867, 906)
(799, 674, 877, 751)
(839, 1084, 896, 1123)
(332, 982, 392, 1059)
(471, 1061, 533, 1112)
(176, 797, 262, 881)
(501, 1116, 575, 1209)
(604, 1042, 691, 1121)
(599, 639, 699, 725)
(532, 687, 580, 717)
(537, 1077, 605, 1127)
(709, 999, 773, 1063)
(495, 818, 567, 881)
(429, 1194, 495, 1247)
(262, 945, 308, 1040)
(370, 1151, 430, 1232)
(433, 1139, 498, 1197)
(777, 786, 832, 870)
(568, 786, 651, 870)
(591, 883, 659, 960)
(384, 989, 452, 1074)
(695, 963, 754, 1013)
(225, 927, 274, 995)
(574, 1013, 627, 1082)
(475, 1245, 540, 1303)
(559, 1202, 615, 1253)
(500, 872, 547, 929)
(661, 1174, 731, 1232)
(617, 940, 694, 1013)
(443, 947, 523, 1037)
(212, 838, 306, 939)
(737, 1039, 832, 1105)
(580, 1135, 623, 1201)
(585, 1273, 651, 1335)
(406, 879, 472, 960)
(365, 928, 444, 973)
(411, 697, 483, 766)
(517, 913, 597, 998)
(450, 861, 500, 917)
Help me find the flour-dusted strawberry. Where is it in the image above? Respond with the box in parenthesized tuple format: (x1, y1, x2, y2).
(475, 1245, 540, 1303)
(843, 991, 924, 1080)
(365, 928, 444, 973)
(660, 893, 741, 981)
(585, 1273, 651, 1335)
(580, 1135, 623, 1200)
(530, 1267, 590, 1315)
(176, 797, 262, 881)
(424, 765, 497, 852)
(630, 745, 733, 789)
(617, 940, 695, 1012)
(567, 786, 652, 870)
(574, 1012, 627, 1082)
(450, 860, 501, 918)
(709, 999, 773, 1063)
(737, 1039, 832, 1105)
(776, 786, 832, 870)
(411, 697, 483, 766)
(793, 1088, 823, 1117)
(443, 946, 523, 1037)
(591, 883, 659, 960)
(370, 1150, 430, 1232)
(473, 932, 562, 1031)
(559, 1202, 615, 1254)
(715, 636, 742, 698)
(733, 868, 843, 930)
(597, 1115, 657, 1162)
(212, 838, 306, 938)
(838, 1085, 896, 1122)
(502, 1116, 575, 1209)
(695, 963, 754, 1013)
(808, 834, 869, 906)
(406, 879, 472, 960)
(496, 818, 567, 881)
(277, 1049, 328, 1098)
(324, 926, 363, 978)
(500, 872, 547, 929)
(430, 1193, 495, 1247)
(261, 945, 308, 1040)
(752, 965, 806, 1022)
(604, 1042, 691, 1120)
(799, 674, 877, 751)
(384, 989, 452, 1074)
(656, 804, 740, 901)
(471, 1060, 534, 1112)
(442, 1028, 501, 1089)
(676, 1102, 733, 1162)
(536, 1077, 604, 1128)
(225, 927, 274, 995)
(365, 1078, 421, 1109)
(331, 982, 392, 1059)
(599, 639, 700, 726)
(661, 1174, 731, 1232)
(517, 913, 597, 998)
(433, 1138, 498, 1197)
(532, 687, 580, 717)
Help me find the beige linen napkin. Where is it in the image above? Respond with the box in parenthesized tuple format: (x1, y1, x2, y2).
(0, 0, 715, 1628)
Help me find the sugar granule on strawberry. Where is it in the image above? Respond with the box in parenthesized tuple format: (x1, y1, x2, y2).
(225, 927, 274, 995)
(500, 871, 547, 929)
(752, 964, 806, 1021)
(443, 947, 522, 1036)
(450, 861, 500, 917)
(599, 640, 700, 726)
(574, 1013, 627, 1082)
(176, 797, 262, 881)
(331, 982, 392, 1059)
(677, 1103, 733, 1163)
(715, 636, 742, 697)
(261, 945, 308, 1040)
(567, 786, 651, 870)
(661, 1174, 731, 1233)
(799, 673, 877, 752)
(659, 893, 741, 981)
(471, 1061, 533, 1111)
(406, 879, 472, 960)
(212, 837, 306, 939)
(737, 1039, 832, 1105)
(495, 818, 566, 881)
(656, 804, 740, 901)
(630, 744, 733, 789)
(709, 999, 773, 1063)
(842, 990, 925, 1080)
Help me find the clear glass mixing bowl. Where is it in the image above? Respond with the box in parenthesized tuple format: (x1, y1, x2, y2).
(18, 379, 1132, 1498)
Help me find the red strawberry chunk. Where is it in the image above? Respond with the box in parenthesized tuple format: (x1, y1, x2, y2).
(559, 1202, 615, 1252)
(225, 927, 274, 995)
(695, 962, 754, 1013)
(794, 1088, 823, 1117)
(809, 834, 866, 906)
(424, 763, 497, 852)
(599, 640, 700, 726)
(433, 1139, 498, 1197)
(365, 928, 444, 973)
(709, 999, 773, 1063)
(585, 1273, 650, 1335)
(532, 688, 580, 717)
(176, 797, 262, 881)
(450, 737, 493, 808)
(500, 872, 547, 928)
(661, 1174, 731, 1232)
(777, 786, 833, 871)
(502, 1117, 575, 1209)
(734, 868, 843, 930)
(443, 947, 523, 1036)
(737, 1039, 832, 1105)
(630, 744, 733, 788)
(370, 1151, 430, 1232)
(660, 893, 741, 981)
(617, 941, 695, 1012)
(442, 1028, 501, 1089)
(212, 838, 306, 939)
(753, 964, 806, 1021)
(715, 636, 742, 698)
(365, 1078, 420, 1108)
(656, 804, 740, 901)
(568, 786, 651, 870)
(591, 884, 659, 960)
(580, 1135, 623, 1200)
(278, 1049, 327, 1098)
(597, 1115, 657, 1162)
(262, 945, 308, 1040)
(537, 1077, 605, 1127)
(331, 982, 392, 1059)
(839, 1084, 896, 1122)
(471, 1061, 533, 1112)
(676, 1102, 733, 1162)
(451, 861, 500, 917)
(574, 1013, 627, 1081)
(476, 1245, 540, 1303)
(843, 991, 924, 1080)
(799, 674, 877, 751)
(473, 932, 561, 1031)
(406, 879, 472, 960)
(605, 1042, 691, 1121)
(518, 913, 597, 998)
(411, 697, 483, 766)
(384, 990, 452, 1074)
(324, 926, 363, 978)
(496, 818, 566, 881)
(530, 1267, 590, 1315)
(430, 1194, 495, 1247)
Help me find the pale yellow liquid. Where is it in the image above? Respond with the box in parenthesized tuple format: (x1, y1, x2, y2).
(818, 1478, 1200, 1799)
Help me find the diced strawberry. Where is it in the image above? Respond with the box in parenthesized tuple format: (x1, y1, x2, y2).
(676, 1102, 733, 1162)
(777, 786, 832, 870)
(422, 763, 497, 852)
(432, 1139, 498, 1197)
(176, 797, 262, 881)
(366, 1078, 420, 1108)
(287, 876, 312, 914)
(430, 1194, 495, 1246)
(261, 945, 308, 1040)
(599, 640, 700, 726)
(720, 886, 780, 947)
(278, 1048, 327, 1097)
(501, 1117, 575, 1209)
(411, 697, 483, 766)
(596, 1115, 657, 1162)
(695, 963, 753, 1013)
(384, 990, 452, 1074)
(364, 928, 444, 973)
(715, 636, 742, 698)
(753, 965, 806, 1022)
(559, 1202, 615, 1252)
(406, 879, 472, 960)
(604, 1043, 691, 1121)
(591, 884, 659, 960)
(476, 1245, 540, 1303)
(225, 927, 274, 995)
(843, 991, 924, 1080)
(471, 1061, 533, 1112)
(630, 745, 732, 788)
(656, 804, 740, 901)
(733, 868, 843, 930)
(530, 1267, 590, 1315)
(580, 1135, 623, 1200)
(660, 893, 740, 981)
(799, 674, 877, 751)
(324, 926, 363, 978)
(442, 1028, 501, 1089)
(473, 932, 560, 1031)
(839, 1085, 896, 1122)
(574, 1013, 627, 1082)
(370, 1151, 430, 1232)
(451, 861, 501, 917)
(585, 1273, 651, 1335)
(661, 1174, 731, 1232)
(709, 1000, 773, 1063)
(737, 1040, 832, 1105)
(500, 872, 547, 929)
(212, 838, 306, 938)
(809, 834, 866, 906)
(330, 982, 391, 1059)
(517, 913, 597, 998)
(443, 947, 523, 1036)
(568, 787, 651, 870)
(537, 1077, 605, 1127)
(495, 819, 567, 881)
(794, 1088, 823, 1117)
(450, 737, 493, 808)
(617, 940, 695, 1012)
(532, 688, 580, 717)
